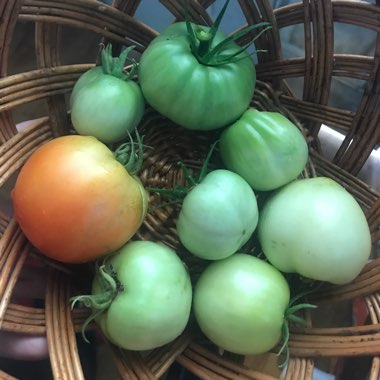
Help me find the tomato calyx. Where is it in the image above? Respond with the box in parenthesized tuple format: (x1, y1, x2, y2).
(71, 263, 123, 343)
(185, 0, 271, 66)
(277, 293, 317, 368)
(147, 140, 218, 201)
(114, 130, 144, 175)
(100, 43, 138, 81)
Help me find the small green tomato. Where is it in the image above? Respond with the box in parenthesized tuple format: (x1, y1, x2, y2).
(176, 169, 259, 260)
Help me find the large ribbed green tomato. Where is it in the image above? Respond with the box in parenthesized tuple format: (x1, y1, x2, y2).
(219, 109, 309, 191)
(138, 22, 256, 131)
(90, 241, 192, 350)
(193, 254, 290, 355)
(258, 177, 372, 284)
(176, 169, 259, 260)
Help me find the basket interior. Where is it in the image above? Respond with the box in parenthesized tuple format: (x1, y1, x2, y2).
(0, 1, 380, 379)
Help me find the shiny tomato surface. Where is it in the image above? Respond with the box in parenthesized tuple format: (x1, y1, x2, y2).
(12, 135, 147, 263)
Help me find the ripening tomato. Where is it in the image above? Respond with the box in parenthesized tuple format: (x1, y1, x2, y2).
(12, 135, 148, 263)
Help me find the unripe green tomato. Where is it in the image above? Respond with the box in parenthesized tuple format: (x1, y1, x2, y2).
(193, 253, 290, 355)
(92, 241, 192, 350)
(139, 22, 256, 131)
(70, 66, 103, 108)
(71, 72, 144, 144)
(219, 109, 309, 191)
(258, 177, 372, 284)
(176, 169, 259, 260)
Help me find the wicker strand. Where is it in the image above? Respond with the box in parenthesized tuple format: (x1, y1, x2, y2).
(0, 1, 23, 77)
(364, 294, 380, 380)
(238, 0, 282, 66)
(34, 22, 70, 136)
(146, 330, 193, 378)
(0, 65, 91, 114)
(19, 0, 158, 49)
(288, 331, 380, 357)
(1, 302, 90, 335)
(367, 197, 380, 241)
(45, 268, 85, 380)
(0, 212, 8, 236)
(283, 358, 314, 380)
(0, 220, 30, 328)
(112, 0, 141, 16)
(0, 370, 18, 380)
(109, 344, 157, 380)
(369, 358, 380, 380)
(159, 0, 213, 25)
(0, 118, 52, 187)
(277, 94, 355, 131)
(0, 1, 22, 143)
(177, 343, 278, 380)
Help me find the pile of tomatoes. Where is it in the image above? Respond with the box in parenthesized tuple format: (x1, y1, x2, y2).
(11, 4, 372, 364)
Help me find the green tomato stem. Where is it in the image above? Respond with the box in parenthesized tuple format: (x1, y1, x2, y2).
(196, 140, 218, 182)
(194, 27, 213, 57)
(100, 43, 138, 81)
(277, 322, 290, 369)
(114, 130, 144, 175)
(277, 294, 317, 369)
(70, 263, 122, 343)
(147, 184, 190, 201)
(147, 140, 218, 200)
(184, 0, 271, 66)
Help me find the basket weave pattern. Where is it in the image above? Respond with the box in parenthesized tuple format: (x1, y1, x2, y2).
(1, 1, 380, 379)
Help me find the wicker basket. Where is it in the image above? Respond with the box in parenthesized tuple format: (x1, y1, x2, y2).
(1, 0, 380, 379)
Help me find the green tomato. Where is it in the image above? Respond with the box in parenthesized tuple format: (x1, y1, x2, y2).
(219, 109, 309, 191)
(138, 22, 256, 131)
(70, 45, 145, 144)
(70, 66, 103, 108)
(176, 169, 259, 260)
(91, 241, 192, 350)
(258, 177, 372, 284)
(193, 254, 290, 355)
(70, 74, 144, 144)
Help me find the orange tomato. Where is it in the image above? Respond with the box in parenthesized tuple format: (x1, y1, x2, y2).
(12, 135, 148, 263)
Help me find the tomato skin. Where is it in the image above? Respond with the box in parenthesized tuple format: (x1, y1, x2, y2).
(70, 68, 145, 144)
(258, 177, 372, 284)
(176, 169, 259, 260)
(12, 135, 148, 263)
(93, 241, 192, 350)
(219, 109, 309, 191)
(70, 66, 103, 108)
(193, 253, 290, 355)
(138, 22, 256, 131)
